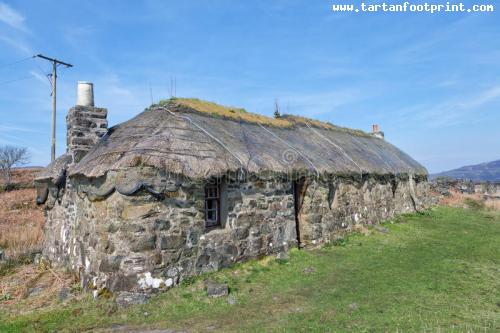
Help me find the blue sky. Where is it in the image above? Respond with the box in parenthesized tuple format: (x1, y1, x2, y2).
(0, 0, 499, 173)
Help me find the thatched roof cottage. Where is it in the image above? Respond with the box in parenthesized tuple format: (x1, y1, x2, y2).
(36, 82, 431, 295)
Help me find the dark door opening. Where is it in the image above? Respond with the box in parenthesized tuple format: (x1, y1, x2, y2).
(293, 178, 307, 248)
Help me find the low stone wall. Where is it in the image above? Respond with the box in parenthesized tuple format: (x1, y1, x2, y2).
(474, 182, 500, 198)
(42, 171, 430, 295)
(430, 178, 500, 199)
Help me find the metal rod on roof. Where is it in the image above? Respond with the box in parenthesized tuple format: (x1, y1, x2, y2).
(304, 122, 364, 177)
(159, 106, 245, 169)
(257, 123, 320, 177)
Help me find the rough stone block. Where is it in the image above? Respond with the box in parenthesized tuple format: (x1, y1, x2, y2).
(206, 281, 228, 298)
(130, 235, 157, 252)
(160, 235, 185, 250)
(116, 292, 149, 307)
(154, 219, 171, 231)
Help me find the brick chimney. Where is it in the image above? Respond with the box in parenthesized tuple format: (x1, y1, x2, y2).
(67, 82, 108, 163)
(371, 124, 384, 139)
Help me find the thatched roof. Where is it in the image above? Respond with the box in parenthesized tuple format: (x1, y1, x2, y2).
(58, 98, 426, 180)
(36, 153, 71, 184)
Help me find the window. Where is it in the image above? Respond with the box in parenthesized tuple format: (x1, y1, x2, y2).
(204, 182, 220, 228)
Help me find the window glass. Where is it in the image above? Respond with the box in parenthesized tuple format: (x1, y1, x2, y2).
(205, 183, 220, 227)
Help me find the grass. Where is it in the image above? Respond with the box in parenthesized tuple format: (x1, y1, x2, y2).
(464, 197, 486, 210)
(0, 188, 44, 259)
(0, 167, 44, 260)
(161, 97, 292, 127)
(439, 188, 500, 211)
(159, 98, 371, 135)
(0, 206, 498, 332)
(0, 168, 42, 192)
(485, 198, 500, 211)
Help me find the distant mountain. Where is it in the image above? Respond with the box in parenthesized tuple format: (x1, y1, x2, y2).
(430, 159, 500, 182)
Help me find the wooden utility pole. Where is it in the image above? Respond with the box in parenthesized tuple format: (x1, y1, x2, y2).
(36, 54, 73, 162)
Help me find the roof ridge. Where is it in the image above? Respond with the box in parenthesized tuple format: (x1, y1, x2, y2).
(156, 97, 370, 137)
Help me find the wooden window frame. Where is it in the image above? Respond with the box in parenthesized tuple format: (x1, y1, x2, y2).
(204, 182, 221, 228)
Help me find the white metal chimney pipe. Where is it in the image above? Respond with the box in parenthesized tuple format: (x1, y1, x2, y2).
(76, 81, 94, 107)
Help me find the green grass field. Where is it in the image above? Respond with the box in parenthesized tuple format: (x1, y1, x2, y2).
(1, 206, 499, 332)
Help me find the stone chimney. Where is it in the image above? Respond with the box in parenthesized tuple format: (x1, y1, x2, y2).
(371, 124, 384, 139)
(67, 82, 108, 163)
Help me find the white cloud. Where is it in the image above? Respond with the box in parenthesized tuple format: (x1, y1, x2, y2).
(435, 79, 459, 88)
(0, 34, 31, 54)
(0, 2, 27, 31)
(243, 88, 372, 121)
(29, 70, 50, 86)
(280, 89, 365, 116)
(88, 74, 149, 123)
(456, 86, 500, 109)
(0, 4, 32, 55)
(399, 85, 500, 129)
(0, 124, 45, 134)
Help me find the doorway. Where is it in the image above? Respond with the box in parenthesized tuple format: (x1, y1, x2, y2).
(293, 178, 307, 248)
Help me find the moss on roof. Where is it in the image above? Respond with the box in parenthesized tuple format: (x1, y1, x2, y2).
(158, 97, 369, 136)
(159, 98, 291, 127)
(280, 114, 368, 136)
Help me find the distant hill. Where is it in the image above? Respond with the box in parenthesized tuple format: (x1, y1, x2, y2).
(431, 159, 500, 182)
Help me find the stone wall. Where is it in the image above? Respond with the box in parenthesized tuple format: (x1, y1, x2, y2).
(430, 178, 500, 199)
(42, 171, 431, 296)
(295, 174, 429, 246)
(475, 182, 500, 198)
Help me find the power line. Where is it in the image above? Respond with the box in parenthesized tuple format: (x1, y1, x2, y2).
(0, 56, 52, 86)
(33, 57, 53, 86)
(0, 75, 33, 86)
(0, 55, 35, 70)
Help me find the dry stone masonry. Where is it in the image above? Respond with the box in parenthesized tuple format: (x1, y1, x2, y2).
(40, 170, 430, 296)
